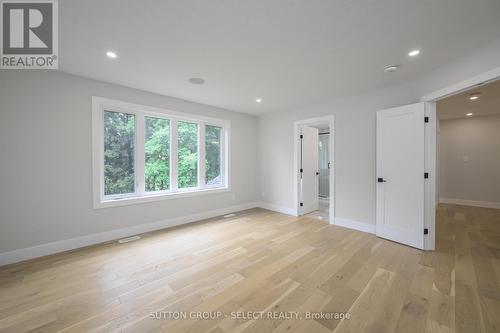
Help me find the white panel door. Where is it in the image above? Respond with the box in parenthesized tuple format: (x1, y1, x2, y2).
(300, 126, 319, 214)
(376, 103, 425, 249)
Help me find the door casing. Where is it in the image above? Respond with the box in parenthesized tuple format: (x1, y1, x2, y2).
(293, 116, 335, 222)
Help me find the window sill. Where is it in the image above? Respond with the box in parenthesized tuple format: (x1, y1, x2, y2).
(94, 187, 230, 209)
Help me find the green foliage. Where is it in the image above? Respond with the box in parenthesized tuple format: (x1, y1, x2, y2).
(205, 125, 221, 184)
(104, 111, 135, 195)
(145, 117, 170, 191)
(104, 115, 220, 194)
(178, 121, 198, 188)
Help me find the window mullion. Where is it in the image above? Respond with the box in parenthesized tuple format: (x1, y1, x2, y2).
(198, 123, 206, 188)
(136, 113, 145, 195)
(171, 119, 179, 191)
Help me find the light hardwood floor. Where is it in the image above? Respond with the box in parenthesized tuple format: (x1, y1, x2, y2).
(0, 204, 499, 333)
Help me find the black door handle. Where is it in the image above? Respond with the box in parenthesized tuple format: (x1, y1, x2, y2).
(316, 172, 320, 175)
(377, 178, 386, 183)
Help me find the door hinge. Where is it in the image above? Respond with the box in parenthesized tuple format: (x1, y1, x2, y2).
(424, 228, 429, 235)
(424, 172, 429, 179)
(300, 134, 303, 139)
(300, 202, 304, 207)
(300, 168, 303, 173)
(424, 116, 429, 123)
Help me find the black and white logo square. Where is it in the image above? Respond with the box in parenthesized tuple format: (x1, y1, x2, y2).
(1, 0, 58, 69)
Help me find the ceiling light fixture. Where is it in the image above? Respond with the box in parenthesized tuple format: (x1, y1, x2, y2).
(466, 113, 473, 117)
(384, 65, 399, 72)
(408, 49, 420, 57)
(256, 98, 262, 103)
(106, 51, 117, 59)
(469, 93, 480, 101)
(189, 77, 205, 85)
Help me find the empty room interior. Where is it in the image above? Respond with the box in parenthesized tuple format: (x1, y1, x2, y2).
(1, 1, 500, 332)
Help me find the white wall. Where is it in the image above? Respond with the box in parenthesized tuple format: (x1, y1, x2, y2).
(258, 82, 422, 225)
(0, 71, 259, 254)
(439, 114, 500, 204)
(415, 37, 500, 97)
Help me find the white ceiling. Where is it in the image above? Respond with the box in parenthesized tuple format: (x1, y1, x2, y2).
(438, 79, 500, 120)
(60, 0, 500, 115)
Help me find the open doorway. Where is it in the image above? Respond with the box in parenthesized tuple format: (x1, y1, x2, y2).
(293, 116, 334, 223)
(434, 79, 500, 241)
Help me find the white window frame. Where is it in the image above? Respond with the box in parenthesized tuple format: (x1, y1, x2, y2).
(92, 96, 230, 209)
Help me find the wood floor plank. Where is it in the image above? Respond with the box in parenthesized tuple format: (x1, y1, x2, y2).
(333, 268, 395, 333)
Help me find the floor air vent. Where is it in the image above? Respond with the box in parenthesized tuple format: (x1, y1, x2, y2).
(118, 235, 141, 243)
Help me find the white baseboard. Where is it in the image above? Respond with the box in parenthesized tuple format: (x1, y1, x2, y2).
(257, 202, 298, 216)
(1, 202, 375, 266)
(257, 202, 374, 235)
(0, 202, 260, 267)
(333, 217, 376, 234)
(439, 197, 500, 210)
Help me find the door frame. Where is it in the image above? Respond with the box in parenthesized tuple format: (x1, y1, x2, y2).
(293, 115, 335, 223)
(420, 66, 500, 250)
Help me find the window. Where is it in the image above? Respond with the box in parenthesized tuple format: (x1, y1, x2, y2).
(92, 97, 229, 208)
(104, 111, 135, 196)
(177, 121, 198, 189)
(145, 117, 170, 192)
(205, 125, 222, 186)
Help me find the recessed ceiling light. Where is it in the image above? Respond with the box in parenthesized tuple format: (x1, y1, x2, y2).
(466, 113, 473, 116)
(408, 49, 420, 57)
(189, 77, 205, 85)
(384, 65, 399, 72)
(256, 98, 262, 103)
(469, 93, 480, 100)
(106, 51, 117, 59)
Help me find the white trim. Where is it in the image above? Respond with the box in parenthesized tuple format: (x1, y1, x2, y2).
(93, 96, 230, 126)
(439, 198, 500, 210)
(96, 187, 232, 209)
(92, 96, 231, 209)
(424, 102, 437, 251)
(293, 115, 335, 223)
(257, 202, 298, 216)
(333, 217, 375, 234)
(256, 202, 375, 235)
(0, 202, 259, 266)
(421, 66, 500, 102)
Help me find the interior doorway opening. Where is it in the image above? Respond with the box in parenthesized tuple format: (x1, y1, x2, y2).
(293, 116, 334, 223)
(420, 68, 500, 250)
(433, 78, 500, 247)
